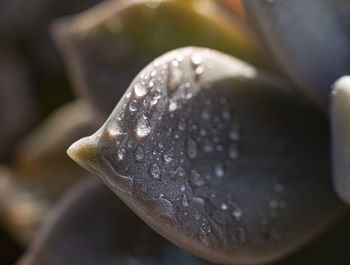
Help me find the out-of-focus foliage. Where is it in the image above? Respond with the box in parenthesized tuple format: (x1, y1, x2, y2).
(0, 48, 37, 161)
(0, 101, 96, 245)
(53, 0, 267, 119)
(18, 177, 215, 265)
(241, 0, 350, 107)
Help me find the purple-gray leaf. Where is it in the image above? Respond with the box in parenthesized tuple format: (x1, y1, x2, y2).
(17, 176, 215, 265)
(242, 0, 350, 107)
(67, 47, 344, 264)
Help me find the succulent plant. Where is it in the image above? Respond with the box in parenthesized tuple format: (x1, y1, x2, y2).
(242, 0, 350, 107)
(66, 46, 343, 264)
(1, 0, 350, 264)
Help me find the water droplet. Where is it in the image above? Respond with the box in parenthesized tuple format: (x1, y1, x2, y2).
(150, 91, 161, 106)
(150, 69, 157, 77)
(186, 137, 198, 160)
(172, 60, 179, 67)
(149, 163, 161, 180)
(191, 53, 203, 67)
(129, 99, 138, 112)
(169, 99, 178, 112)
(170, 167, 185, 179)
(148, 80, 155, 88)
(214, 163, 224, 178)
(134, 83, 147, 97)
(203, 140, 213, 153)
(127, 140, 134, 148)
(180, 184, 186, 192)
(195, 66, 204, 76)
(177, 119, 186, 131)
(185, 92, 193, 99)
(152, 149, 159, 156)
(168, 67, 183, 91)
(228, 124, 240, 141)
(199, 128, 207, 136)
(176, 54, 184, 62)
(221, 107, 231, 120)
(201, 108, 211, 120)
(136, 115, 151, 137)
(228, 144, 239, 160)
(154, 194, 174, 217)
(107, 121, 124, 137)
(232, 207, 242, 221)
(216, 145, 224, 152)
(190, 169, 206, 187)
(117, 148, 125, 161)
(269, 200, 279, 209)
(134, 146, 144, 162)
(273, 183, 284, 193)
(182, 194, 190, 208)
(193, 196, 205, 206)
(163, 151, 174, 164)
(221, 203, 228, 211)
(228, 202, 243, 220)
(153, 60, 160, 68)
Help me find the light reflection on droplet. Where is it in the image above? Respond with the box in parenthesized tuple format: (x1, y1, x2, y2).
(136, 115, 151, 137)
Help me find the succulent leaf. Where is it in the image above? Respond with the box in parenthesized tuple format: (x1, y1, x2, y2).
(52, 0, 266, 119)
(17, 177, 214, 265)
(242, 0, 350, 107)
(331, 76, 350, 205)
(67, 47, 344, 264)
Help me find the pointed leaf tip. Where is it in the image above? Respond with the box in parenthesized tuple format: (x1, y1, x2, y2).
(69, 47, 344, 265)
(67, 135, 99, 173)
